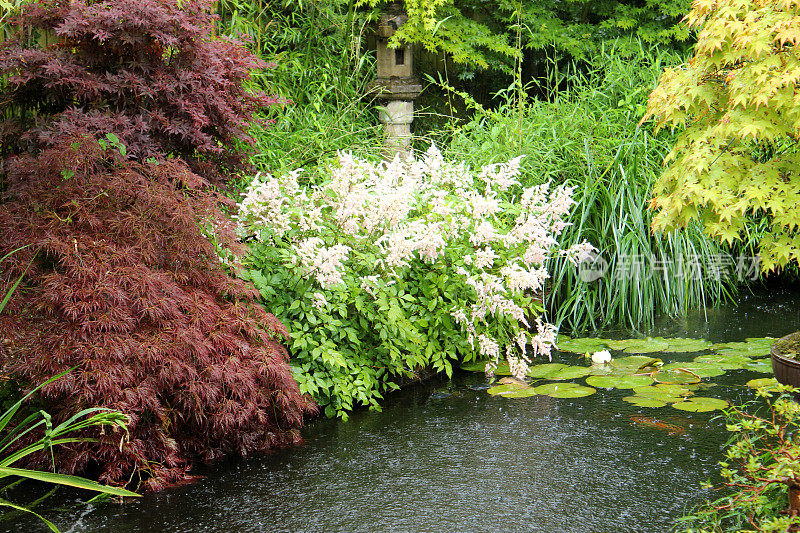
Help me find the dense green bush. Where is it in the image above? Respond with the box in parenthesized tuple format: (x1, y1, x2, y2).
(359, 0, 692, 71)
(236, 147, 590, 417)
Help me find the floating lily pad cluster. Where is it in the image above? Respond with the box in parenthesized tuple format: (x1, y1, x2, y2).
(746, 377, 779, 390)
(464, 336, 775, 412)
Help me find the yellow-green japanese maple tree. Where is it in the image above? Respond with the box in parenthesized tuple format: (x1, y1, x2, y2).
(644, 0, 800, 271)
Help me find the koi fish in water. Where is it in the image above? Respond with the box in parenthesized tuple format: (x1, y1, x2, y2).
(628, 415, 686, 436)
(498, 376, 531, 388)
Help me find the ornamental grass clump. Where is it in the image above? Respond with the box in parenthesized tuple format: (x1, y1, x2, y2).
(0, 0, 315, 490)
(237, 146, 593, 418)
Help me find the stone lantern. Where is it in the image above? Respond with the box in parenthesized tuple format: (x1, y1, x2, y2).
(367, 2, 422, 160)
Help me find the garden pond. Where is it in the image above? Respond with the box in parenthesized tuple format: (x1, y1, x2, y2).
(5, 286, 800, 532)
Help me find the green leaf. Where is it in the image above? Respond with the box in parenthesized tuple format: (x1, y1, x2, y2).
(0, 497, 59, 532)
(622, 396, 667, 408)
(660, 338, 714, 353)
(693, 354, 750, 370)
(549, 384, 596, 398)
(671, 397, 728, 412)
(533, 382, 596, 398)
(742, 359, 773, 373)
(746, 377, 779, 389)
(0, 254, 34, 315)
(610, 356, 664, 372)
(556, 337, 611, 354)
(606, 337, 670, 353)
(526, 363, 569, 379)
(544, 365, 593, 381)
(711, 340, 771, 357)
(585, 374, 654, 389)
(502, 387, 540, 398)
(659, 362, 724, 379)
(0, 466, 139, 497)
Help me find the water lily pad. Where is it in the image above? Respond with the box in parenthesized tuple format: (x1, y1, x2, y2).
(742, 358, 773, 373)
(584, 375, 619, 388)
(746, 377, 779, 390)
(661, 338, 714, 353)
(487, 383, 528, 396)
(527, 363, 569, 379)
(606, 337, 670, 353)
(556, 337, 611, 354)
(612, 355, 663, 370)
(631, 386, 685, 403)
(460, 360, 512, 375)
(635, 383, 692, 398)
(585, 374, 654, 389)
(635, 383, 689, 395)
(693, 354, 750, 370)
(549, 384, 597, 398)
(650, 369, 698, 385)
(746, 337, 775, 346)
(671, 397, 728, 412)
(659, 362, 725, 379)
(532, 383, 564, 395)
(712, 340, 771, 357)
(544, 365, 593, 380)
(531, 382, 595, 398)
(623, 396, 667, 408)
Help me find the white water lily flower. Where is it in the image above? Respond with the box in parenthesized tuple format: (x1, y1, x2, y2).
(591, 349, 613, 365)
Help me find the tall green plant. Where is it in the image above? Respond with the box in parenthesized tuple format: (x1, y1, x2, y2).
(546, 130, 732, 329)
(217, 0, 383, 176)
(0, 373, 139, 532)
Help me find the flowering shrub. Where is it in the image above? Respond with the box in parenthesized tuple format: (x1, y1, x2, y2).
(237, 147, 592, 418)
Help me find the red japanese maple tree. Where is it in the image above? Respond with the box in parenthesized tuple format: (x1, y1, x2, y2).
(0, 0, 315, 489)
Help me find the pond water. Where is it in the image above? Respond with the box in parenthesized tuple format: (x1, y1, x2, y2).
(5, 286, 800, 532)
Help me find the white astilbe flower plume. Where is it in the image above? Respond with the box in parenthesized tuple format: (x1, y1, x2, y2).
(237, 145, 587, 385)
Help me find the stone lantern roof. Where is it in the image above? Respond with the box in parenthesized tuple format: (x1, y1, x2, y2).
(365, 2, 422, 101)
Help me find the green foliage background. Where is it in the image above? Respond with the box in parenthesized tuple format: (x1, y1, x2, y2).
(359, 0, 693, 71)
(217, 0, 383, 176)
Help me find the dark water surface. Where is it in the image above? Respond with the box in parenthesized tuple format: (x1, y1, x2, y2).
(5, 287, 800, 533)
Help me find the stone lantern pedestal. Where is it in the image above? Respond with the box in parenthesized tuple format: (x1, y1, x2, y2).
(366, 2, 422, 160)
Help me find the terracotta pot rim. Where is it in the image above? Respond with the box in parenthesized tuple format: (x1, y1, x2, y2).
(772, 332, 800, 369)
(772, 332, 800, 396)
